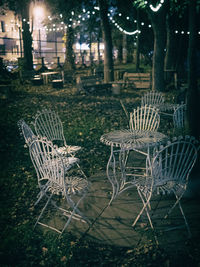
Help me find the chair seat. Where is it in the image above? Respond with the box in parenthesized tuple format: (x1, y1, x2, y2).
(43, 157, 79, 173)
(137, 177, 185, 196)
(63, 157, 80, 170)
(41, 176, 89, 196)
(153, 180, 185, 195)
(65, 177, 89, 195)
(57, 145, 82, 155)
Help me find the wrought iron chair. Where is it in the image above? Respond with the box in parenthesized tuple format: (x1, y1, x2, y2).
(18, 119, 80, 206)
(132, 136, 199, 241)
(32, 109, 87, 177)
(141, 91, 165, 106)
(33, 109, 81, 156)
(173, 103, 186, 129)
(29, 137, 90, 235)
(124, 104, 161, 190)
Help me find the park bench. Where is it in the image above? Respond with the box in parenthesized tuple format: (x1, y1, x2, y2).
(123, 72, 151, 89)
(76, 75, 111, 94)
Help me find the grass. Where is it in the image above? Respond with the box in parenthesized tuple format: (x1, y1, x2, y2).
(0, 76, 199, 266)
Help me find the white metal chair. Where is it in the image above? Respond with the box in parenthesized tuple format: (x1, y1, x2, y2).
(173, 103, 186, 129)
(29, 137, 90, 235)
(125, 105, 161, 192)
(132, 136, 199, 241)
(33, 109, 87, 178)
(141, 91, 165, 106)
(18, 119, 80, 205)
(33, 109, 81, 156)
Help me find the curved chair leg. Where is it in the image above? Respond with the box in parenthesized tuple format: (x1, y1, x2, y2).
(178, 199, 191, 238)
(132, 188, 152, 228)
(164, 190, 184, 219)
(107, 146, 120, 205)
(34, 193, 53, 229)
(164, 191, 191, 238)
(61, 192, 89, 235)
(132, 189, 158, 244)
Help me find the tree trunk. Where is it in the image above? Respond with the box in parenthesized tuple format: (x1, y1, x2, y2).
(63, 27, 75, 71)
(164, 14, 178, 85)
(21, 2, 33, 71)
(135, 9, 140, 71)
(122, 34, 127, 64)
(148, 4, 167, 91)
(98, 0, 114, 83)
(117, 43, 123, 64)
(186, 0, 199, 139)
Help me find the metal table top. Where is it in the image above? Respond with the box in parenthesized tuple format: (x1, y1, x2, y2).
(100, 129, 167, 150)
(151, 103, 180, 112)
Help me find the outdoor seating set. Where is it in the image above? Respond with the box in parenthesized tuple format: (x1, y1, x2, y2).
(18, 92, 199, 244)
(101, 91, 199, 243)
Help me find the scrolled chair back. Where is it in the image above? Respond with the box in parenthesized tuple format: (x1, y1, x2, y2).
(130, 105, 160, 132)
(29, 137, 69, 196)
(141, 91, 165, 106)
(151, 136, 198, 191)
(33, 109, 66, 146)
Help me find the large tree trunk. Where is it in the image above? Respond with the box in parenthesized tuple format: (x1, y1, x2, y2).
(186, 0, 199, 139)
(98, 0, 114, 83)
(63, 27, 75, 71)
(135, 9, 140, 71)
(122, 34, 127, 64)
(21, 2, 33, 71)
(164, 14, 178, 85)
(148, 4, 167, 91)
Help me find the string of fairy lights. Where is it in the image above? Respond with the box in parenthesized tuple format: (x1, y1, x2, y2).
(1, 2, 200, 37)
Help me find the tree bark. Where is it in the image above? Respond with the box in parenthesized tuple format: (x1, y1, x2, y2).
(63, 27, 75, 71)
(186, 0, 199, 138)
(135, 9, 140, 71)
(122, 34, 127, 64)
(164, 14, 178, 85)
(148, 4, 167, 91)
(21, 1, 33, 71)
(98, 0, 114, 83)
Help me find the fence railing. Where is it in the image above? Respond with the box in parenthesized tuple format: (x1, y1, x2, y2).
(0, 36, 66, 67)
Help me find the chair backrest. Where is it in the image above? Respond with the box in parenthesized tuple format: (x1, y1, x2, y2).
(18, 119, 36, 146)
(29, 137, 67, 196)
(141, 91, 165, 106)
(173, 103, 186, 129)
(151, 136, 198, 188)
(33, 109, 66, 146)
(130, 105, 160, 131)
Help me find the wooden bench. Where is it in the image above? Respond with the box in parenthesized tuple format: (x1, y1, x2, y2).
(31, 75, 43, 85)
(52, 79, 63, 88)
(76, 75, 108, 94)
(123, 72, 151, 89)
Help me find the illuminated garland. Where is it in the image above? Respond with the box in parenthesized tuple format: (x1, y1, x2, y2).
(149, 0, 165, 12)
(2, 4, 200, 37)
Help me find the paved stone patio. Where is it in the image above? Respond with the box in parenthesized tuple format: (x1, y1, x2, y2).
(39, 170, 200, 256)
